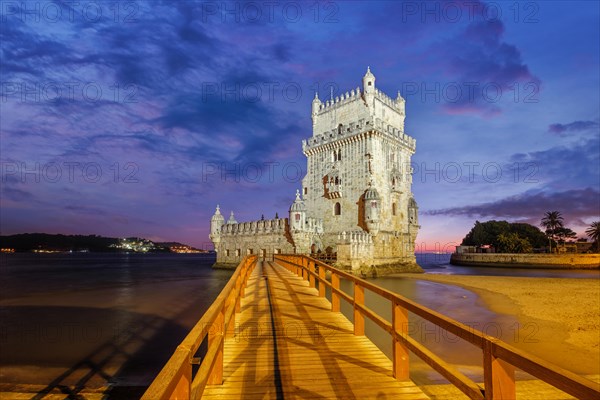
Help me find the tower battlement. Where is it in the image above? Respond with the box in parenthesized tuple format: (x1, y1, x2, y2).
(310, 67, 409, 146)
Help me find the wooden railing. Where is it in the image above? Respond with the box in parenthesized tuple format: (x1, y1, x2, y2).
(274, 254, 600, 400)
(310, 252, 337, 263)
(142, 255, 257, 400)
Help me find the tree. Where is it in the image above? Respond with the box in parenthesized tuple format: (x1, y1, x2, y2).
(461, 220, 511, 248)
(541, 211, 564, 252)
(585, 221, 600, 252)
(554, 227, 577, 244)
(461, 220, 546, 251)
(496, 233, 533, 254)
(510, 223, 548, 248)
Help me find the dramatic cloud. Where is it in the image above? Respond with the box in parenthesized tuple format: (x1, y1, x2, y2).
(548, 120, 599, 136)
(425, 188, 600, 225)
(508, 137, 600, 191)
(435, 18, 540, 116)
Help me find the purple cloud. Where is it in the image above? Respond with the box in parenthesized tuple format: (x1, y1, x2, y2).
(548, 120, 599, 136)
(425, 188, 600, 228)
(434, 18, 540, 116)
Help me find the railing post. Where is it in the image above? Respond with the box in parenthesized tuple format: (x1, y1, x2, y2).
(392, 300, 410, 380)
(484, 340, 516, 400)
(170, 349, 191, 399)
(308, 260, 315, 288)
(235, 276, 241, 313)
(354, 283, 365, 336)
(318, 264, 326, 297)
(302, 258, 308, 281)
(331, 272, 340, 312)
(207, 308, 224, 385)
(226, 294, 236, 338)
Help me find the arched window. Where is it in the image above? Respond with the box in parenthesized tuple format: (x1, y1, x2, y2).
(392, 202, 397, 216)
(337, 149, 342, 160)
(334, 202, 341, 216)
(338, 124, 343, 134)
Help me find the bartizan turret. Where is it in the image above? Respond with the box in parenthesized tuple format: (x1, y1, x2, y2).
(227, 211, 237, 225)
(289, 189, 306, 231)
(209, 205, 225, 250)
(362, 66, 376, 108)
(364, 186, 381, 235)
(311, 92, 322, 127)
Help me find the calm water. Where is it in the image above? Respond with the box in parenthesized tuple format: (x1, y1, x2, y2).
(416, 253, 600, 279)
(0, 253, 231, 395)
(0, 252, 597, 394)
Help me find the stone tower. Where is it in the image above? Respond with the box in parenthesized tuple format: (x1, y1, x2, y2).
(209, 68, 421, 275)
(301, 67, 420, 273)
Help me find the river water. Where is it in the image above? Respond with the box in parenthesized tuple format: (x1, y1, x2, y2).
(0, 252, 597, 394)
(0, 253, 231, 396)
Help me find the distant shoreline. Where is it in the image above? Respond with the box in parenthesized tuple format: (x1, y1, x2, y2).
(450, 253, 600, 269)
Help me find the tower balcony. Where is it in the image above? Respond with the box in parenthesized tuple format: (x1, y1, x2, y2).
(326, 184, 342, 199)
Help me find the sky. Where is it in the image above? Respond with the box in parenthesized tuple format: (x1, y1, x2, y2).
(1, 0, 599, 251)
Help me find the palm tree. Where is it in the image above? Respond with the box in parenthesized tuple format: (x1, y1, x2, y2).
(541, 211, 564, 253)
(585, 221, 600, 252)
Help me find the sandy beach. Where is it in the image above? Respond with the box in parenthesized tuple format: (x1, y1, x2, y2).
(400, 273, 600, 375)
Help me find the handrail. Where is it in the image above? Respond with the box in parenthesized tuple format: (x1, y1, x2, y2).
(142, 255, 258, 400)
(274, 254, 600, 400)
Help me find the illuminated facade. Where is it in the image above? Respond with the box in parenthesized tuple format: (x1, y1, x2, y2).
(210, 68, 421, 275)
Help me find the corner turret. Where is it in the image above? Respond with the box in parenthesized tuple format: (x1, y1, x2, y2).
(227, 211, 238, 225)
(396, 90, 406, 114)
(311, 92, 322, 126)
(209, 205, 225, 249)
(362, 66, 376, 107)
(289, 189, 307, 231)
(408, 197, 419, 226)
(364, 186, 380, 235)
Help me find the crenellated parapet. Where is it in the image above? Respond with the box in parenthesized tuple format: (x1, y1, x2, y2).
(316, 87, 363, 113)
(374, 88, 405, 114)
(221, 217, 288, 236)
(337, 230, 373, 244)
(303, 217, 324, 234)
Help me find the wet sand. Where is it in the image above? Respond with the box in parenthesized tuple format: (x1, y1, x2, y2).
(400, 273, 600, 375)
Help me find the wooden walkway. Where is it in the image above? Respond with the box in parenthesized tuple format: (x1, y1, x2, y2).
(201, 261, 429, 399)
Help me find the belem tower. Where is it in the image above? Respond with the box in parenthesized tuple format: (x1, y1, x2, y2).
(209, 68, 422, 275)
